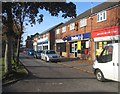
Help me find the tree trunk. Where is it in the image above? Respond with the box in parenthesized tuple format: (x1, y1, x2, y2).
(16, 35, 21, 64)
(7, 35, 13, 73)
(4, 35, 13, 73)
(4, 42, 8, 73)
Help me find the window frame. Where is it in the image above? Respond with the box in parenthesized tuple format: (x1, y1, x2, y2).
(62, 26, 66, 33)
(56, 29, 60, 34)
(69, 23, 75, 30)
(80, 18, 87, 27)
(97, 10, 107, 22)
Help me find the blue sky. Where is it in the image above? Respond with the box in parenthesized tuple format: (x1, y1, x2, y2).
(22, 2, 104, 45)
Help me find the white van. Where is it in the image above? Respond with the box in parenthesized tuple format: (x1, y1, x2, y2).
(93, 43, 120, 82)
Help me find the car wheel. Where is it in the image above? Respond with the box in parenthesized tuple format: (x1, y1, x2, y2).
(36, 55, 38, 59)
(95, 70, 105, 82)
(45, 57, 48, 62)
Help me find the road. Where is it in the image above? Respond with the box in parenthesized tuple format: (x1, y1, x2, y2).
(2, 54, 119, 93)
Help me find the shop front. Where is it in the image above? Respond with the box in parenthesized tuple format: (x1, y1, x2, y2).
(92, 26, 119, 56)
(37, 37, 49, 50)
(67, 32, 91, 58)
(55, 39, 67, 57)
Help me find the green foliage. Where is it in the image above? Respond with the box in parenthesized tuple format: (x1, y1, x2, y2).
(1, 2, 76, 75)
(2, 2, 76, 27)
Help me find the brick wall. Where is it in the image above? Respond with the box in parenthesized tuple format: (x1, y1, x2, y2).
(56, 5, 119, 40)
(55, 4, 119, 60)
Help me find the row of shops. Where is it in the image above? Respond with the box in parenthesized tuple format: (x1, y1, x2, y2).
(33, 1, 120, 61)
(33, 26, 119, 61)
(55, 26, 119, 60)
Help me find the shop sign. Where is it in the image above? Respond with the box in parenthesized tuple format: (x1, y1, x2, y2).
(83, 32, 90, 39)
(37, 37, 48, 45)
(56, 39, 67, 43)
(92, 26, 119, 38)
(71, 34, 83, 40)
(37, 39, 48, 45)
(67, 32, 90, 41)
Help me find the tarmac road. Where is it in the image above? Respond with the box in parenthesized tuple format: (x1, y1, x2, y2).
(2, 53, 119, 93)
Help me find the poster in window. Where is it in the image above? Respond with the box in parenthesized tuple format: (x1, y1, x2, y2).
(99, 42, 102, 49)
(86, 41, 89, 48)
(77, 41, 81, 50)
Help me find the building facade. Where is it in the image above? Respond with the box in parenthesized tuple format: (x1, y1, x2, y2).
(55, 2, 120, 60)
(33, 23, 63, 51)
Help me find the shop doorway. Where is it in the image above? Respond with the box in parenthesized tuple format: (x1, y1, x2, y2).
(74, 43, 77, 58)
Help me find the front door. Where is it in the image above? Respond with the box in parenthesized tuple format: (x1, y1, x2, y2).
(74, 43, 77, 57)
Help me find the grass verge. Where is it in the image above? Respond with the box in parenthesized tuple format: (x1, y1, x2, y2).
(1, 58, 28, 85)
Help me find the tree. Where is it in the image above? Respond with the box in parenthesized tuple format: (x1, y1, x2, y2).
(2, 2, 76, 74)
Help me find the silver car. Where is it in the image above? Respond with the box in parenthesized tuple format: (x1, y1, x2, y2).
(41, 50, 60, 62)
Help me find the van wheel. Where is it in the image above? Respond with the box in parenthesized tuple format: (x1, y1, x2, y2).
(96, 70, 105, 82)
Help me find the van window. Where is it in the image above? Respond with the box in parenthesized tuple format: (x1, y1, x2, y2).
(98, 46, 113, 63)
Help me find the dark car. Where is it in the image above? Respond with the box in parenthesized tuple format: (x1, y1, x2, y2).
(27, 49, 34, 55)
(33, 50, 43, 59)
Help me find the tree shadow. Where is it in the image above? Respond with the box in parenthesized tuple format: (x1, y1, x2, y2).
(23, 71, 96, 81)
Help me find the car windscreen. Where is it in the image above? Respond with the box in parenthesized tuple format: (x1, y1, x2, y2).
(46, 51, 56, 54)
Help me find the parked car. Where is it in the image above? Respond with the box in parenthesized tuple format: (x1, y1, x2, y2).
(93, 43, 120, 82)
(33, 50, 43, 59)
(41, 50, 60, 62)
(27, 49, 34, 55)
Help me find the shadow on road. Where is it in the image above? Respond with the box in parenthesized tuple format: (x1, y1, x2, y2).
(23, 71, 96, 81)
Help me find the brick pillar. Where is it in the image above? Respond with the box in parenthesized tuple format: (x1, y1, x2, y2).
(90, 40, 95, 62)
(66, 42, 70, 58)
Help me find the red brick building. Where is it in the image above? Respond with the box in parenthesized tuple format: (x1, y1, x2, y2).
(55, 2, 120, 60)
(33, 23, 63, 51)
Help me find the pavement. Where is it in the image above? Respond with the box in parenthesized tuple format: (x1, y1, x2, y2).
(58, 57, 94, 74)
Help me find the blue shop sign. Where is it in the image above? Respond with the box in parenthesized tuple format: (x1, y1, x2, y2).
(67, 34, 82, 41)
(37, 40, 48, 45)
(83, 32, 90, 39)
(67, 32, 90, 41)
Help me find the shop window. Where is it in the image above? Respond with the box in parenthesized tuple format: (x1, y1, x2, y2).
(70, 42, 75, 53)
(56, 43, 66, 52)
(97, 11, 107, 22)
(38, 46, 42, 50)
(43, 46, 48, 50)
(95, 41, 114, 56)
